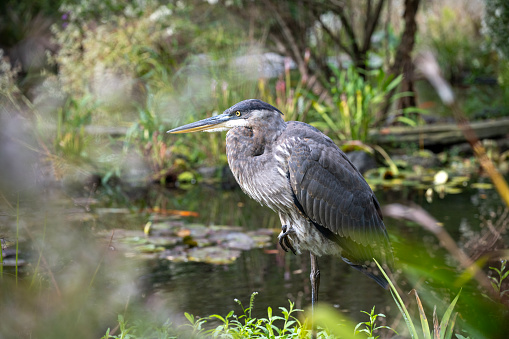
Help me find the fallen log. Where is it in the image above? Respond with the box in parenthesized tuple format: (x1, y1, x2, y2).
(371, 118, 509, 147)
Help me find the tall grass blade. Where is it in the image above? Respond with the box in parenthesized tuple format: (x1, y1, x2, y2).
(411, 289, 432, 339)
(373, 145, 399, 175)
(439, 289, 461, 338)
(30, 212, 47, 289)
(444, 312, 458, 339)
(375, 259, 418, 338)
(433, 306, 439, 339)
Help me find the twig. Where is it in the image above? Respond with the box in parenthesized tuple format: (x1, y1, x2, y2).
(383, 203, 497, 299)
(88, 230, 115, 289)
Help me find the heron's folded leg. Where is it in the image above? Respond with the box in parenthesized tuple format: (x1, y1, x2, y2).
(278, 225, 297, 255)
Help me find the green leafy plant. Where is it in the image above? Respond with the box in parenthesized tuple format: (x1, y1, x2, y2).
(489, 259, 509, 299)
(421, 4, 494, 82)
(102, 314, 177, 339)
(309, 65, 411, 143)
(375, 260, 462, 339)
(354, 306, 396, 339)
(199, 292, 307, 338)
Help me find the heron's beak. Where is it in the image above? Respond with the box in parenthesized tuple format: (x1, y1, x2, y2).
(167, 113, 233, 134)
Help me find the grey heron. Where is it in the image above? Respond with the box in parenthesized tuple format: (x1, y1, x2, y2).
(168, 99, 393, 309)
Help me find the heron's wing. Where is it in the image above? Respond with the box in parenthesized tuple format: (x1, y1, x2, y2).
(287, 134, 392, 266)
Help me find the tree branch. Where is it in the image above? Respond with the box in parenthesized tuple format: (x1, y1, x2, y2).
(362, 0, 386, 52)
(313, 10, 353, 57)
(329, 0, 361, 59)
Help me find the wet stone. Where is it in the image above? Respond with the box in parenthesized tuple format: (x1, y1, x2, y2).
(101, 224, 277, 264)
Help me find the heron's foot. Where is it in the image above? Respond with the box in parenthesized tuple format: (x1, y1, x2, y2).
(278, 225, 297, 255)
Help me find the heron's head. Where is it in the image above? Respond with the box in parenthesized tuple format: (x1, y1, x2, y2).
(167, 99, 283, 134)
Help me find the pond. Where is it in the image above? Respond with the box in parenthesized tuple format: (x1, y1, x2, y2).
(1, 178, 507, 337)
(128, 183, 504, 321)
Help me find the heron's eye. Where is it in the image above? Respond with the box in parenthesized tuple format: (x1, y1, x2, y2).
(235, 111, 241, 117)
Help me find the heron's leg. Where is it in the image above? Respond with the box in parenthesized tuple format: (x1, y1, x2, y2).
(278, 225, 297, 254)
(310, 253, 320, 312)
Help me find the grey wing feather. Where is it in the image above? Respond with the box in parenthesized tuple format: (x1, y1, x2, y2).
(287, 133, 392, 265)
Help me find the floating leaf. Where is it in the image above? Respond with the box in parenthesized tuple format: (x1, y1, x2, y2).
(135, 244, 165, 253)
(444, 187, 463, 194)
(164, 246, 188, 262)
(149, 236, 181, 247)
(221, 232, 256, 250)
(187, 246, 241, 264)
(209, 225, 244, 232)
(471, 182, 493, 189)
(248, 233, 272, 247)
(177, 229, 191, 238)
(448, 176, 470, 186)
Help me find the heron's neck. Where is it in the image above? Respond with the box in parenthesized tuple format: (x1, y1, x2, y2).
(227, 122, 286, 159)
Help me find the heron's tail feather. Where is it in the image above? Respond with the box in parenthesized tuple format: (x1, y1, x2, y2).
(342, 258, 390, 289)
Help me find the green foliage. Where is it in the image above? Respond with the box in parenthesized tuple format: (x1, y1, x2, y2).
(309, 65, 409, 143)
(354, 306, 396, 339)
(0, 49, 25, 113)
(375, 260, 462, 339)
(102, 314, 178, 339)
(52, 1, 185, 98)
(194, 292, 309, 338)
(485, 0, 509, 59)
(488, 259, 509, 299)
(420, 4, 495, 81)
(103, 293, 311, 338)
(102, 292, 382, 338)
(125, 92, 178, 184)
(55, 95, 95, 159)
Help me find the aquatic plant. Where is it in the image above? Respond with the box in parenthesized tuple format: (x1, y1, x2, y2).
(309, 65, 413, 143)
(488, 259, 509, 300)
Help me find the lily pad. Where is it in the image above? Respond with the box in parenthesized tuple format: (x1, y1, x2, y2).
(209, 225, 244, 232)
(221, 232, 256, 250)
(444, 186, 463, 194)
(247, 233, 273, 247)
(471, 182, 494, 189)
(185, 224, 210, 237)
(149, 236, 181, 247)
(148, 221, 184, 236)
(135, 244, 165, 253)
(163, 246, 189, 262)
(448, 176, 470, 186)
(194, 237, 214, 247)
(187, 246, 241, 264)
